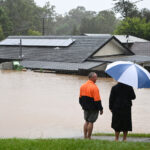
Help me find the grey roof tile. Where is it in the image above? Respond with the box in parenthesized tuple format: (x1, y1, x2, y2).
(130, 42, 150, 56)
(89, 55, 150, 63)
(114, 35, 148, 43)
(20, 61, 104, 71)
(0, 35, 112, 63)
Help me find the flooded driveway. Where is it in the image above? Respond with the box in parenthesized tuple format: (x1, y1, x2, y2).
(0, 71, 150, 138)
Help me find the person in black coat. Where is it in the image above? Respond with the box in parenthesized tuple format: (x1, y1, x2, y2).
(109, 82, 136, 141)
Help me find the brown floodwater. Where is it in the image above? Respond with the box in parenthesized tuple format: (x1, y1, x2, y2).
(0, 70, 150, 138)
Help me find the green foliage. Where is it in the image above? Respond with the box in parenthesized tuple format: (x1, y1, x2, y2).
(113, 0, 150, 22)
(27, 29, 42, 36)
(113, 1, 150, 40)
(0, 139, 150, 150)
(114, 17, 150, 40)
(71, 25, 80, 35)
(41, 1, 56, 35)
(0, 6, 12, 37)
(54, 6, 96, 35)
(0, 26, 4, 40)
(13, 65, 24, 71)
(113, 0, 140, 18)
(0, 0, 150, 39)
(13, 61, 24, 71)
(80, 10, 118, 34)
(40, 68, 43, 73)
(140, 8, 150, 22)
(0, 0, 55, 36)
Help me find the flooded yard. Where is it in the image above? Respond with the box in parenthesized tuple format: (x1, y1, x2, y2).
(0, 70, 150, 138)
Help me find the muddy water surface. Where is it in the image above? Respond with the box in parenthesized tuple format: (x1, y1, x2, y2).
(0, 71, 150, 138)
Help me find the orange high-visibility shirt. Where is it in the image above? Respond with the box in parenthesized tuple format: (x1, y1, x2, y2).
(80, 80, 101, 101)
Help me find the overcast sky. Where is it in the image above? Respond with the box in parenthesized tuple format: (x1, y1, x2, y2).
(34, 0, 150, 14)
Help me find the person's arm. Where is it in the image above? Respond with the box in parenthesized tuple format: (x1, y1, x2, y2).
(93, 87, 103, 114)
(95, 101, 103, 114)
(79, 87, 82, 105)
(109, 87, 115, 112)
(129, 87, 136, 100)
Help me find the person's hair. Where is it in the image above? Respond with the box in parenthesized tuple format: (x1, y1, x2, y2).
(88, 72, 97, 79)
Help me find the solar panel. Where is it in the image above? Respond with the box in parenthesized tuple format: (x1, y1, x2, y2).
(0, 38, 75, 47)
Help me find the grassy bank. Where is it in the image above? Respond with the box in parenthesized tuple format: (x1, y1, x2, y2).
(93, 133, 150, 138)
(0, 138, 150, 150)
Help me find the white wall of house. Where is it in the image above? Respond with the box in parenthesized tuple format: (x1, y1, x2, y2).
(93, 39, 127, 57)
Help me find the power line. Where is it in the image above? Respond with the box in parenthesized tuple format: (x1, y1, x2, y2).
(133, 0, 143, 4)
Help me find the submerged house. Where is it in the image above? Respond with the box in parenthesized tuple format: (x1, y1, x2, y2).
(130, 42, 150, 70)
(114, 35, 148, 48)
(0, 35, 150, 75)
(85, 34, 149, 48)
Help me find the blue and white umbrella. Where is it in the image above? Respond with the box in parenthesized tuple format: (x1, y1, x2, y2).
(105, 61, 150, 88)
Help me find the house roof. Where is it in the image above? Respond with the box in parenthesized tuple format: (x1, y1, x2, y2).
(20, 61, 104, 71)
(0, 46, 21, 60)
(84, 34, 148, 43)
(130, 42, 150, 56)
(88, 55, 150, 64)
(0, 35, 131, 63)
(84, 34, 111, 37)
(114, 35, 148, 43)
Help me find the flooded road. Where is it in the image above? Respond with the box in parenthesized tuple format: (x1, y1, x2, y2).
(0, 71, 150, 138)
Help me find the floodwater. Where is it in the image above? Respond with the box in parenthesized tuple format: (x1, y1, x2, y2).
(0, 70, 150, 138)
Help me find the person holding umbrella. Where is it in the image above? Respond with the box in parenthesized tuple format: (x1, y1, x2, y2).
(106, 61, 150, 141)
(109, 82, 136, 141)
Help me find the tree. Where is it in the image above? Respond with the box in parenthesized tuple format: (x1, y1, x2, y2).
(54, 6, 96, 35)
(80, 10, 118, 34)
(68, 6, 96, 23)
(114, 17, 150, 40)
(41, 1, 56, 35)
(71, 25, 80, 35)
(0, 26, 4, 40)
(1, 0, 55, 35)
(140, 8, 150, 22)
(96, 11, 118, 33)
(0, 6, 12, 37)
(3, 0, 37, 34)
(113, 0, 140, 18)
(27, 29, 42, 36)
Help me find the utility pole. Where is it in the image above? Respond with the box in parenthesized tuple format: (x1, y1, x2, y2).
(42, 18, 45, 35)
(122, 0, 128, 18)
(126, 34, 129, 48)
(133, 0, 143, 4)
(19, 39, 22, 59)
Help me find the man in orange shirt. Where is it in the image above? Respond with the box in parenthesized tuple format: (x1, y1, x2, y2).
(79, 72, 103, 139)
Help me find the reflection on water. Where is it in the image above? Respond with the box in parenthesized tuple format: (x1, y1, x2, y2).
(0, 70, 150, 138)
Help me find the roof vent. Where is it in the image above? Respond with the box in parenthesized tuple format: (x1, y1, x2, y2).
(54, 47, 60, 50)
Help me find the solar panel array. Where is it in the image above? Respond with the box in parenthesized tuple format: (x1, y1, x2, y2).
(0, 38, 76, 47)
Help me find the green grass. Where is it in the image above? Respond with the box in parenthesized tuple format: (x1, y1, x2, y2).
(93, 133, 150, 138)
(13, 65, 25, 71)
(0, 138, 150, 150)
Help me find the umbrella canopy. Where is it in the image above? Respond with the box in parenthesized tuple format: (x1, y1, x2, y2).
(105, 61, 150, 88)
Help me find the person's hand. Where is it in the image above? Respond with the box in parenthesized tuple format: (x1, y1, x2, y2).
(100, 110, 103, 115)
